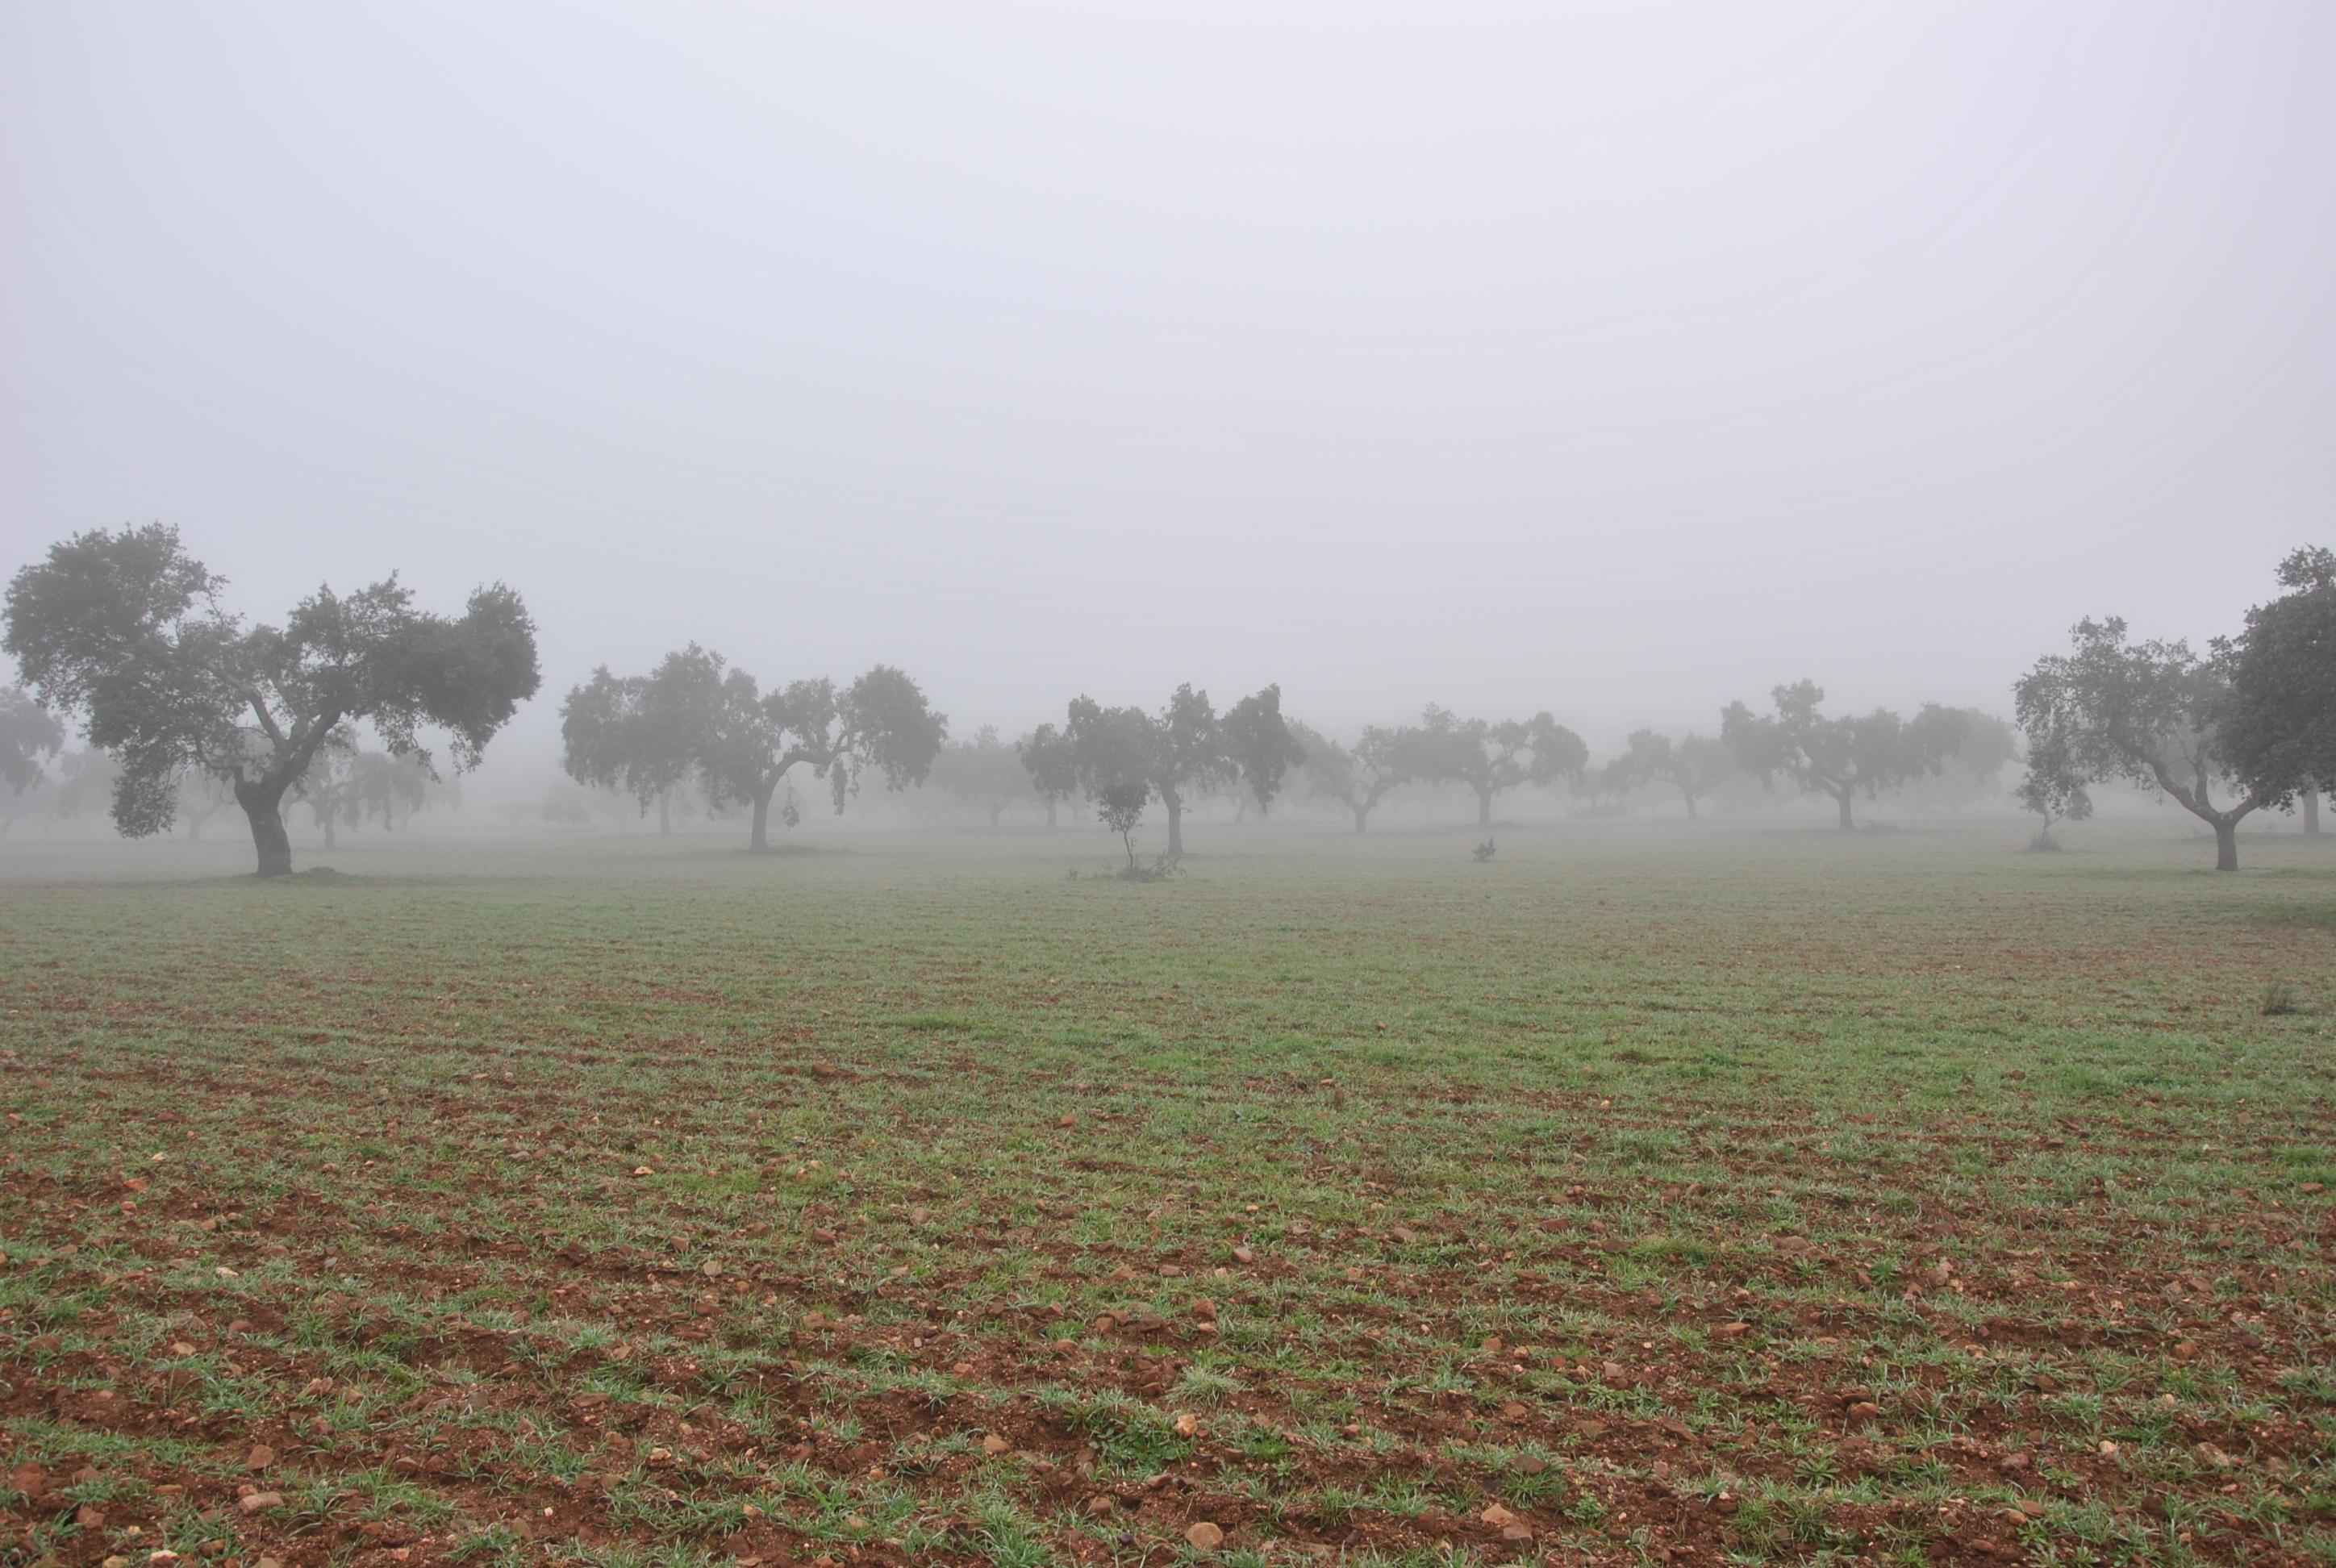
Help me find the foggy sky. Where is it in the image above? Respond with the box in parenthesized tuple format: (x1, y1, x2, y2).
(6, 2, 2334, 772)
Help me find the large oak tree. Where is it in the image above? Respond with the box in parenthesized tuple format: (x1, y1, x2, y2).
(4, 525, 540, 876)
(2014, 618, 2259, 869)
(2224, 545, 2334, 833)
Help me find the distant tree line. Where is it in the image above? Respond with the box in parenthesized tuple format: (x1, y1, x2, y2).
(5, 529, 2330, 874)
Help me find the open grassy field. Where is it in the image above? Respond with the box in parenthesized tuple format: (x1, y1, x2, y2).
(2, 817, 2332, 1568)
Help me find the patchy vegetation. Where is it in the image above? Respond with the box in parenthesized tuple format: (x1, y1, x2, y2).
(2, 821, 2332, 1567)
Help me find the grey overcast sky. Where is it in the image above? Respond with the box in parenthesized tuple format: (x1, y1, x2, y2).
(4, 2, 2333, 758)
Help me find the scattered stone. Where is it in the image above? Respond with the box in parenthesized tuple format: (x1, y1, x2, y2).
(239, 1492, 282, 1514)
(982, 1433, 1012, 1454)
(1183, 1521, 1224, 1551)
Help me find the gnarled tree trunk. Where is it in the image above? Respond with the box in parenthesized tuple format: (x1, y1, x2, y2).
(2305, 788, 2321, 835)
(1162, 788, 1185, 857)
(749, 787, 773, 852)
(237, 782, 294, 878)
(1353, 803, 1370, 833)
(1475, 785, 1493, 828)
(2213, 815, 2239, 872)
(657, 789, 673, 836)
(1678, 783, 1699, 821)
(1833, 786, 1854, 830)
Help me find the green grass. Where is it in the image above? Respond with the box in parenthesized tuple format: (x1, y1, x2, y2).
(1, 813, 2331, 1566)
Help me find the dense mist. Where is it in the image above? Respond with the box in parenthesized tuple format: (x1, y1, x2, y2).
(6, 2, 2334, 795)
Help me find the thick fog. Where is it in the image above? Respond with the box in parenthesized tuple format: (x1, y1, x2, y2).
(6, 2, 2334, 778)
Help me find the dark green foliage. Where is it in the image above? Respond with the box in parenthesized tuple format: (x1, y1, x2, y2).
(1094, 779, 1149, 866)
(2, 524, 540, 875)
(2225, 545, 2335, 810)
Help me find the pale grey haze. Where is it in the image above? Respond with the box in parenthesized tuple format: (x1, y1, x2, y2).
(5, 2, 2333, 774)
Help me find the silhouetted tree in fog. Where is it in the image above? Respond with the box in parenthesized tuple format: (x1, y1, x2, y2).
(1220, 686, 1307, 815)
(1721, 682, 1964, 829)
(175, 773, 234, 840)
(561, 665, 699, 833)
(2013, 709, 2092, 849)
(932, 725, 1031, 827)
(295, 728, 362, 849)
(1095, 781, 1148, 869)
(298, 736, 435, 844)
(1291, 720, 1410, 832)
(2, 525, 539, 877)
(1056, 682, 1299, 856)
(0, 689, 66, 840)
(2, 686, 63, 797)
(1016, 724, 1080, 828)
(2014, 619, 2259, 870)
(1619, 729, 1734, 819)
(1409, 705, 1587, 826)
(571, 646, 945, 852)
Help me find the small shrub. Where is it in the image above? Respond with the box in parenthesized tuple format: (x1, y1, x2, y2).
(1095, 782, 1149, 869)
(2259, 982, 2300, 1017)
(1116, 853, 1181, 884)
(1472, 838, 1495, 862)
(2025, 828, 2063, 853)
